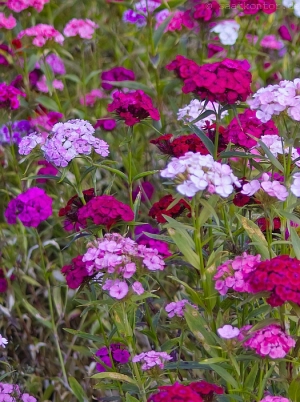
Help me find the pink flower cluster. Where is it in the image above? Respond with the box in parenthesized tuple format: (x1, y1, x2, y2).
(223, 109, 278, 148)
(80, 89, 104, 107)
(5, 187, 52, 228)
(241, 325, 295, 359)
(161, 152, 241, 198)
(0, 83, 25, 110)
(230, 0, 276, 14)
(155, 10, 194, 32)
(0, 382, 36, 401)
(249, 79, 300, 123)
(0, 13, 16, 29)
(63, 19, 98, 39)
(82, 233, 165, 299)
(165, 299, 195, 318)
(214, 252, 261, 295)
(132, 351, 172, 370)
(241, 173, 288, 201)
(18, 24, 64, 47)
(166, 56, 252, 104)
(260, 397, 290, 402)
(36, 75, 64, 93)
(6, 0, 49, 12)
(95, 343, 130, 372)
(291, 172, 300, 196)
(19, 119, 109, 167)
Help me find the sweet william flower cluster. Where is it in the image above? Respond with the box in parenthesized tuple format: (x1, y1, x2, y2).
(17, 24, 64, 47)
(161, 152, 241, 197)
(63, 18, 99, 39)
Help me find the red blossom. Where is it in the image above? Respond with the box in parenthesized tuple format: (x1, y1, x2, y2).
(149, 195, 191, 224)
(148, 382, 203, 402)
(189, 381, 224, 402)
(61, 255, 89, 289)
(150, 134, 210, 157)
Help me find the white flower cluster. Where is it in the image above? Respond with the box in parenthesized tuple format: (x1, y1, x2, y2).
(161, 152, 240, 197)
(177, 99, 227, 129)
(282, 0, 300, 17)
(210, 20, 240, 46)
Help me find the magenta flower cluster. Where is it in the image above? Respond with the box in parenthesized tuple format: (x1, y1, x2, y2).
(260, 397, 290, 402)
(0, 13, 16, 29)
(0, 382, 36, 401)
(17, 24, 64, 47)
(82, 233, 165, 299)
(63, 19, 98, 39)
(5, 188, 53, 228)
(6, 0, 49, 12)
(0, 83, 25, 110)
(101, 67, 135, 90)
(95, 343, 130, 372)
(132, 351, 172, 370)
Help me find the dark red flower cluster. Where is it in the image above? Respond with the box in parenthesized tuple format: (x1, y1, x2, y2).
(223, 109, 278, 148)
(78, 195, 134, 229)
(230, 0, 276, 14)
(202, 122, 228, 152)
(101, 66, 135, 90)
(149, 195, 191, 224)
(166, 57, 252, 104)
(150, 134, 209, 157)
(256, 217, 281, 232)
(192, 1, 221, 21)
(61, 255, 89, 289)
(246, 255, 300, 307)
(107, 90, 160, 126)
(148, 381, 224, 402)
(0, 82, 25, 110)
(59, 188, 95, 231)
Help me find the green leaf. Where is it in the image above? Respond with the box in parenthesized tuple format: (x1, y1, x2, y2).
(63, 328, 103, 343)
(22, 299, 53, 329)
(126, 394, 140, 402)
(35, 96, 60, 112)
(153, 15, 172, 48)
(69, 376, 89, 402)
(291, 227, 300, 259)
(190, 109, 216, 125)
(289, 376, 300, 401)
(198, 196, 219, 226)
(256, 138, 284, 171)
(210, 364, 238, 389)
(244, 362, 258, 390)
(91, 372, 137, 385)
(94, 163, 128, 181)
(167, 226, 200, 269)
(187, 124, 214, 156)
(64, 74, 81, 83)
(84, 69, 102, 85)
(132, 170, 159, 181)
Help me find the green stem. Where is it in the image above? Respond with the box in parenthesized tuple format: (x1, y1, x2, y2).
(72, 160, 86, 205)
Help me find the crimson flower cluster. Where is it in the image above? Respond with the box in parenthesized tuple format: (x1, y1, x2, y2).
(148, 381, 223, 402)
(150, 134, 210, 157)
(149, 195, 191, 224)
(230, 0, 277, 14)
(61, 255, 89, 289)
(0, 83, 25, 110)
(107, 90, 160, 126)
(101, 67, 135, 90)
(191, 1, 221, 21)
(223, 109, 278, 148)
(77, 195, 134, 229)
(166, 57, 252, 104)
(246, 255, 300, 307)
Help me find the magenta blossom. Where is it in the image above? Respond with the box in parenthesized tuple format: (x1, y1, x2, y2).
(63, 18, 98, 39)
(95, 343, 130, 372)
(18, 24, 64, 47)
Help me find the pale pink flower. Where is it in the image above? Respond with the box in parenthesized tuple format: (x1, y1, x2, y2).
(291, 172, 300, 197)
(132, 351, 172, 370)
(259, 397, 290, 402)
(80, 89, 104, 107)
(36, 76, 64, 93)
(63, 19, 98, 39)
(261, 180, 288, 201)
(241, 180, 260, 196)
(109, 280, 129, 299)
(7, 0, 49, 12)
(132, 281, 145, 295)
(165, 299, 195, 318)
(0, 13, 16, 29)
(0, 335, 8, 348)
(217, 325, 240, 339)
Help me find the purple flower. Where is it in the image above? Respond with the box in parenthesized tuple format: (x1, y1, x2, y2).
(36, 53, 66, 75)
(94, 118, 117, 131)
(132, 281, 145, 295)
(0, 120, 33, 145)
(122, 10, 147, 27)
(5, 187, 53, 227)
(165, 299, 195, 318)
(101, 67, 135, 91)
(95, 343, 130, 372)
(132, 351, 172, 370)
(132, 181, 154, 202)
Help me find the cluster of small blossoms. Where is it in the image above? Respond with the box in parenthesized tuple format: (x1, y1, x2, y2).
(61, 255, 89, 289)
(36, 75, 64, 93)
(6, 0, 49, 12)
(260, 397, 290, 402)
(0, 383, 36, 402)
(36, 53, 66, 75)
(161, 152, 241, 198)
(82, 233, 165, 299)
(123, 0, 160, 27)
(17, 24, 64, 47)
(165, 299, 195, 318)
(135, 224, 171, 257)
(63, 19, 98, 39)
(155, 9, 194, 32)
(95, 343, 130, 372)
(150, 134, 210, 157)
(214, 252, 261, 295)
(5, 187, 53, 228)
(132, 351, 172, 371)
(230, 0, 276, 14)
(101, 67, 135, 90)
(177, 99, 227, 129)
(248, 79, 300, 123)
(283, 0, 300, 17)
(0, 13, 17, 30)
(19, 119, 109, 167)
(80, 89, 104, 107)
(223, 109, 278, 148)
(0, 120, 32, 145)
(210, 20, 240, 46)
(148, 194, 191, 224)
(0, 83, 25, 110)
(246, 255, 300, 307)
(241, 173, 288, 202)
(241, 325, 295, 359)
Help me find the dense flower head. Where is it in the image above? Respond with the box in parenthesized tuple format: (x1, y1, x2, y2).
(177, 99, 228, 129)
(77, 194, 134, 229)
(189, 381, 224, 401)
(36, 75, 64, 93)
(151, 134, 210, 157)
(135, 224, 171, 257)
(0, 382, 37, 401)
(256, 217, 281, 232)
(210, 20, 240, 46)
(19, 119, 109, 167)
(36, 160, 58, 183)
(107, 90, 160, 126)
(7, 0, 49, 12)
(61, 255, 90, 289)
(167, 57, 252, 104)
(259, 397, 290, 402)
(59, 188, 95, 231)
(230, 0, 276, 14)
(241, 173, 288, 202)
(214, 252, 261, 295)
(248, 79, 300, 123)
(123, 10, 147, 27)
(0, 120, 32, 145)
(95, 343, 130, 372)
(36, 53, 66, 75)
(30, 110, 63, 136)
(17, 24, 64, 47)
(165, 299, 195, 318)
(161, 152, 241, 198)
(0, 83, 25, 110)
(148, 382, 204, 402)
(0, 13, 16, 29)
(101, 67, 135, 90)
(155, 9, 194, 32)
(192, 1, 221, 21)
(246, 255, 300, 306)
(241, 324, 295, 359)
(80, 89, 104, 107)
(63, 19, 98, 39)
(149, 194, 191, 223)
(4, 187, 52, 227)
(224, 109, 278, 148)
(82, 233, 165, 299)
(132, 351, 172, 370)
